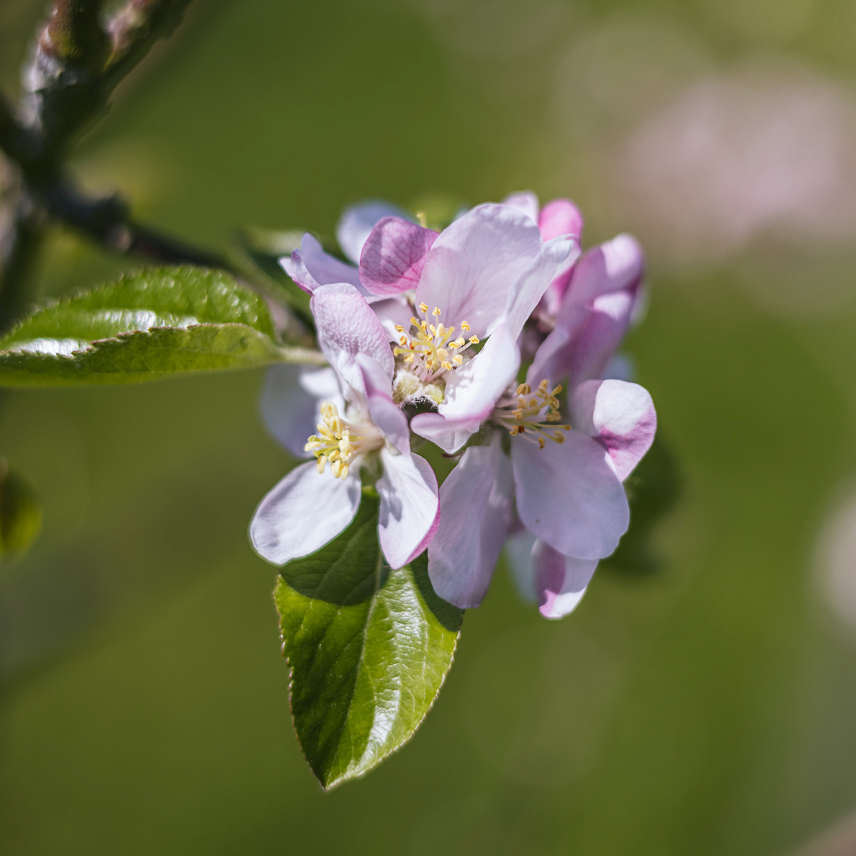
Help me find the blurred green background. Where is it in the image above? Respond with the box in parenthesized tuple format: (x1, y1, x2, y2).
(3, 0, 856, 853)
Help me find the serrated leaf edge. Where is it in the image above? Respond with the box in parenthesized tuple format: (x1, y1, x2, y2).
(276, 561, 464, 791)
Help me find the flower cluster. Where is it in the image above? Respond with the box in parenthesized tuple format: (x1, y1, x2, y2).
(251, 192, 656, 619)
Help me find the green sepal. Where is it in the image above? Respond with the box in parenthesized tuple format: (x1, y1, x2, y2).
(0, 267, 288, 385)
(274, 492, 462, 789)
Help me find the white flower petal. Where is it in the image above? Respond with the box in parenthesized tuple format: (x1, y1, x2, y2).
(570, 379, 657, 481)
(428, 436, 513, 608)
(502, 232, 580, 341)
(250, 461, 361, 565)
(311, 284, 395, 393)
(502, 191, 540, 223)
(532, 540, 598, 619)
(377, 451, 439, 569)
(280, 233, 362, 293)
(415, 203, 549, 338)
(512, 431, 629, 560)
(358, 354, 410, 453)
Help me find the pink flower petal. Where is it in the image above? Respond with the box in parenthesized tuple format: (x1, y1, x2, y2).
(427, 436, 513, 608)
(532, 234, 644, 387)
(570, 379, 657, 481)
(415, 203, 554, 338)
(281, 233, 363, 293)
(358, 354, 410, 453)
(250, 461, 362, 565)
(377, 451, 440, 569)
(532, 540, 598, 619)
(536, 199, 586, 311)
(311, 284, 395, 393)
(337, 201, 416, 264)
(360, 217, 439, 296)
(503, 232, 579, 340)
(512, 430, 629, 560)
(538, 198, 584, 242)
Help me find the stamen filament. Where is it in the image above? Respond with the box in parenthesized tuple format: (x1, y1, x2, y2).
(304, 402, 382, 480)
(392, 303, 478, 382)
(494, 379, 570, 448)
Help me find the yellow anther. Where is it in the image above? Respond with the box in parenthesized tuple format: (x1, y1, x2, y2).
(305, 402, 381, 480)
(391, 303, 480, 382)
(395, 324, 405, 333)
(416, 211, 427, 227)
(494, 378, 571, 449)
(461, 321, 470, 332)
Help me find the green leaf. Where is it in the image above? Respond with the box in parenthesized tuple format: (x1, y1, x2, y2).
(0, 267, 288, 385)
(274, 492, 463, 789)
(0, 460, 42, 561)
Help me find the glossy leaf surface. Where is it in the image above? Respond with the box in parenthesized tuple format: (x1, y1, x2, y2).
(274, 492, 463, 789)
(0, 267, 285, 385)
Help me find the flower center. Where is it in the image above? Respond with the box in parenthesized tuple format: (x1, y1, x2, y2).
(493, 379, 571, 449)
(393, 303, 480, 383)
(304, 402, 382, 480)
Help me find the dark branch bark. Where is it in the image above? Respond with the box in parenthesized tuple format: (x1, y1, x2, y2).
(0, 0, 241, 324)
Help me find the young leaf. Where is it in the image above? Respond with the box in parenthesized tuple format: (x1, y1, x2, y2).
(274, 492, 463, 789)
(0, 267, 291, 385)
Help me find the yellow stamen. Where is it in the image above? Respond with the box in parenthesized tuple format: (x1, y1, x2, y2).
(493, 379, 570, 448)
(392, 302, 479, 382)
(305, 402, 382, 480)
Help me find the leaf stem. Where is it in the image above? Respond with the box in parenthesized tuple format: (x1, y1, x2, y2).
(277, 346, 328, 366)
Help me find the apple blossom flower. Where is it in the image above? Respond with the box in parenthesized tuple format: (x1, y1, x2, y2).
(359, 203, 580, 437)
(250, 283, 439, 570)
(406, 198, 655, 616)
(423, 348, 655, 612)
(502, 377, 657, 618)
